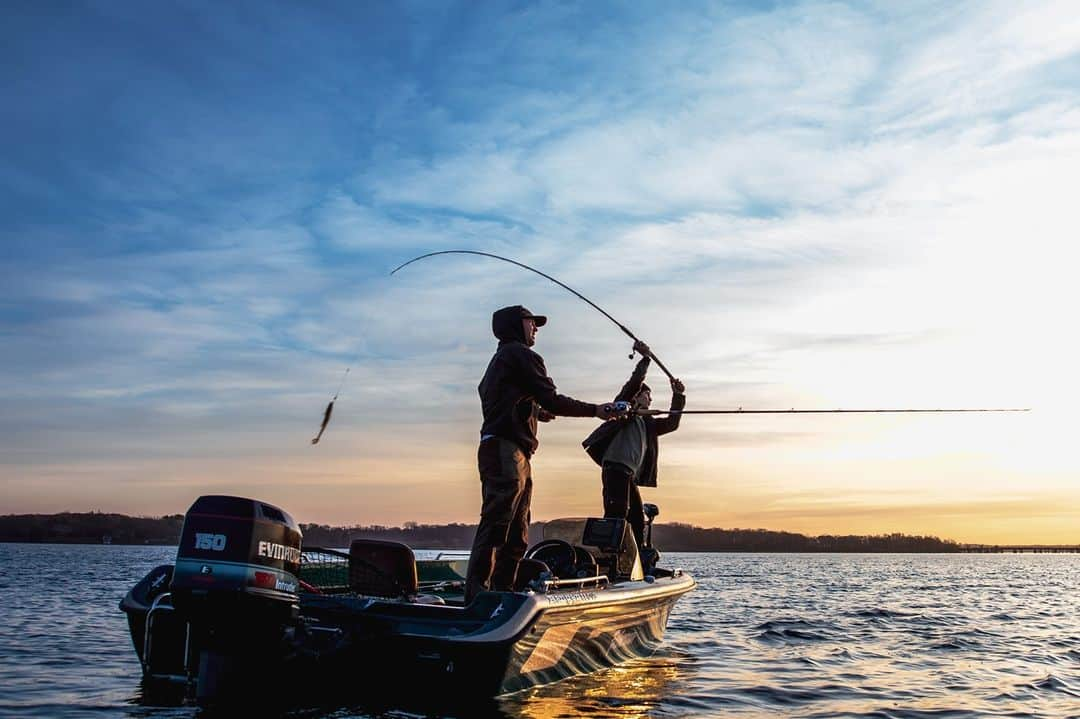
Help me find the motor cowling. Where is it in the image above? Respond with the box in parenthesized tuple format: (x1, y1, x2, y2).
(170, 495, 302, 621)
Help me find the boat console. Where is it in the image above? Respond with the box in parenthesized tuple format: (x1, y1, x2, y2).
(528, 516, 644, 582)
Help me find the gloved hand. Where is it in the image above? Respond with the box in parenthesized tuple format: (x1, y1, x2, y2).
(633, 339, 651, 357)
(671, 377, 685, 394)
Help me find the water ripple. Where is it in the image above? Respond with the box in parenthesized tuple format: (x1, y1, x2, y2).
(2, 546, 1080, 718)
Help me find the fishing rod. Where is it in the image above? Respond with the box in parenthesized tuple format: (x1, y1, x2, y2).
(636, 407, 1031, 415)
(390, 250, 678, 382)
(389, 251, 1030, 420)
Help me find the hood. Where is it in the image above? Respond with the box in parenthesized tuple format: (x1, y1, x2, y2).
(492, 305, 546, 343)
(492, 305, 528, 343)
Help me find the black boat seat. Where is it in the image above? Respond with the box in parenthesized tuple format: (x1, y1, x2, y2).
(349, 539, 426, 600)
(581, 518, 644, 581)
(513, 558, 551, 591)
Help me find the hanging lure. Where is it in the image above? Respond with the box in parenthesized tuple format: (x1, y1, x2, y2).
(311, 367, 350, 445)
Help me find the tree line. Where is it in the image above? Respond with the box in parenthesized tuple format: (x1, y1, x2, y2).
(0, 512, 185, 545)
(650, 523, 961, 552)
(0, 512, 962, 552)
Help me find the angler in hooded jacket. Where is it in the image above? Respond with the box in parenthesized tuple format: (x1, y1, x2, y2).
(465, 305, 626, 602)
(582, 347, 686, 552)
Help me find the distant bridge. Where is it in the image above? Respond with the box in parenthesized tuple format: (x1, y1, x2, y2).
(959, 545, 1080, 553)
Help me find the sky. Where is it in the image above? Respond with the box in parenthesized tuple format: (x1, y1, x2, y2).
(2, 1, 1077, 544)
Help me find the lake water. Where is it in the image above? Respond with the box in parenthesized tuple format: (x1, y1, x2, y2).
(1, 544, 1078, 718)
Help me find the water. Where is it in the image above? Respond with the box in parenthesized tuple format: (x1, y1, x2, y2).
(1, 544, 1078, 718)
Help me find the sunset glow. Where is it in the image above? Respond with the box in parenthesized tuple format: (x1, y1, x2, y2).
(2, 2, 1077, 545)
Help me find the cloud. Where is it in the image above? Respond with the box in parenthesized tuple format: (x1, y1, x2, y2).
(1, 1, 1077, 539)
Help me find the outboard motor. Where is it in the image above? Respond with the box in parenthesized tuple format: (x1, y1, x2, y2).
(169, 495, 302, 705)
(171, 495, 301, 615)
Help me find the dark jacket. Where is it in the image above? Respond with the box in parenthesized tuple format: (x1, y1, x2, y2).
(479, 307, 597, 457)
(581, 356, 685, 487)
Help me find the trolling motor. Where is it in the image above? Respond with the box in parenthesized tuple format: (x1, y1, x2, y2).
(640, 503, 661, 576)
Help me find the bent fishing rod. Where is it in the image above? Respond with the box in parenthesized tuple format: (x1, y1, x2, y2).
(390, 249, 678, 382)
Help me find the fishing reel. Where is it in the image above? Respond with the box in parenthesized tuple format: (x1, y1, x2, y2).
(629, 341, 650, 360)
(600, 400, 633, 419)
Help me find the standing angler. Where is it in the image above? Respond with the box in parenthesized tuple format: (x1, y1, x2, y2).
(582, 345, 686, 561)
(465, 305, 627, 602)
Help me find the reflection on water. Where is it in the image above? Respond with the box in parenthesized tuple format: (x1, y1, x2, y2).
(1, 545, 1079, 718)
(281, 653, 688, 719)
(499, 654, 686, 719)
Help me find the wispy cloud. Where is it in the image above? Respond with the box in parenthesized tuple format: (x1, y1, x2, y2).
(1, 1, 1076, 540)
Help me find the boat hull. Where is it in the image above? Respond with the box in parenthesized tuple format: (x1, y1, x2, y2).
(501, 576, 692, 693)
(293, 572, 695, 697)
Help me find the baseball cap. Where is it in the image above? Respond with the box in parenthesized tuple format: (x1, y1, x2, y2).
(518, 305, 547, 327)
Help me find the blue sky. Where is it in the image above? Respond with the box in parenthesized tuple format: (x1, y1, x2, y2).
(2, 1, 1078, 542)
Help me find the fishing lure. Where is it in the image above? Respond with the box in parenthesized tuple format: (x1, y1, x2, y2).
(311, 368, 349, 445)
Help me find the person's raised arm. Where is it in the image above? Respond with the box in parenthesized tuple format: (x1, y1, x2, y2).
(614, 341, 651, 403)
(654, 377, 686, 435)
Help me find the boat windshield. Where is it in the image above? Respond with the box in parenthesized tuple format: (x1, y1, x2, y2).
(542, 517, 591, 544)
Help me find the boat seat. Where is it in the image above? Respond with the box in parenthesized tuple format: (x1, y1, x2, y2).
(348, 539, 419, 599)
(581, 518, 644, 581)
(513, 558, 551, 591)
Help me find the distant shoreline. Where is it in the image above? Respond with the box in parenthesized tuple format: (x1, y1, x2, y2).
(3, 541, 1078, 553)
(2, 511, 1076, 552)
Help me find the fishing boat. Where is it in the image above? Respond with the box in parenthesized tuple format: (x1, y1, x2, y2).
(119, 495, 695, 708)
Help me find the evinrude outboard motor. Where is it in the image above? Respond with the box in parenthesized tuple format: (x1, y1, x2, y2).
(169, 495, 302, 705)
